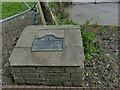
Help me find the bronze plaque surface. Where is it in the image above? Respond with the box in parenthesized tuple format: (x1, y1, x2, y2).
(32, 35, 63, 52)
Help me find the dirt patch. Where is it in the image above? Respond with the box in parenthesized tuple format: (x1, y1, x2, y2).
(84, 25, 120, 87)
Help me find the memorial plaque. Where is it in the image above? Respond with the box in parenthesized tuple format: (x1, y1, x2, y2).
(32, 35, 63, 52)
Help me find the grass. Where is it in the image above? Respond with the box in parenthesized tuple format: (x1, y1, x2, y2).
(0, 1, 2, 19)
(2, 2, 35, 19)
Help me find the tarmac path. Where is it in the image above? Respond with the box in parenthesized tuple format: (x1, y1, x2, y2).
(69, 3, 119, 25)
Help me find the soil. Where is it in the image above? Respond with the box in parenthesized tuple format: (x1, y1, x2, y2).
(84, 25, 120, 87)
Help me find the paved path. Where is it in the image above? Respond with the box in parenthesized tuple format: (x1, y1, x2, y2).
(72, 0, 119, 3)
(69, 3, 118, 25)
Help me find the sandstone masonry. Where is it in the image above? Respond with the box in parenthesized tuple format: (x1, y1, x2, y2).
(10, 66, 84, 86)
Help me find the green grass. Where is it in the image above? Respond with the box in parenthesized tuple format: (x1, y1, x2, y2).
(0, 1, 2, 19)
(2, 2, 35, 19)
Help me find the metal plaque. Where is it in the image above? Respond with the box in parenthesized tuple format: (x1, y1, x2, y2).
(32, 35, 63, 52)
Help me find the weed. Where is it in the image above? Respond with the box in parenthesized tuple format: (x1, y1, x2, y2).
(101, 49, 104, 53)
(110, 77, 116, 83)
(85, 54, 92, 60)
(54, 13, 78, 25)
(99, 26, 104, 35)
(62, 2, 72, 7)
(109, 25, 118, 31)
(91, 83, 97, 87)
(85, 72, 89, 77)
(102, 36, 111, 40)
(48, 2, 54, 8)
(85, 18, 93, 29)
(81, 19, 98, 60)
(93, 22, 98, 28)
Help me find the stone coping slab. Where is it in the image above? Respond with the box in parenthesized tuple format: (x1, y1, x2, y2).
(9, 25, 85, 66)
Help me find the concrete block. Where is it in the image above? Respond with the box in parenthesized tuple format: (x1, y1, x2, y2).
(15, 29, 36, 48)
(36, 30, 64, 38)
(10, 25, 85, 66)
(64, 30, 83, 47)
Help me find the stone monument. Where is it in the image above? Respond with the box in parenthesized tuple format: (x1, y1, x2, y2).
(9, 25, 85, 86)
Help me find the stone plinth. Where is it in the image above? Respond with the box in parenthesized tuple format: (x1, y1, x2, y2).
(9, 25, 85, 86)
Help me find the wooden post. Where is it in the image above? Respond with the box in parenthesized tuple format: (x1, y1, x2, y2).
(40, 2, 58, 25)
(37, 0, 46, 25)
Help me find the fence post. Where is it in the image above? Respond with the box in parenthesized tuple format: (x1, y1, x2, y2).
(37, 0, 46, 25)
(40, 2, 58, 25)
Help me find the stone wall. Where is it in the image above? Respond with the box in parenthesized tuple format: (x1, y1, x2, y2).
(10, 66, 84, 87)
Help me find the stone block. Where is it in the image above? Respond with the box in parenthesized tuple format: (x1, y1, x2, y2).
(66, 67, 83, 73)
(24, 77, 46, 82)
(68, 79, 84, 82)
(44, 81, 62, 86)
(48, 75, 70, 81)
(38, 73, 49, 79)
(14, 77, 25, 84)
(73, 82, 84, 87)
(49, 68, 65, 73)
(12, 73, 39, 78)
(49, 77, 66, 82)
(36, 69, 46, 73)
(71, 73, 84, 79)
(74, 67, 84, 73)
(10, 67, 21, 73)
(65, 67, 75, 73)
(48, 73, 69, 76)
(63, 82, 73, 87)
(21, 67, 36, 73)
(37, 67, 49, 71)
(26, 81, 43, 85)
